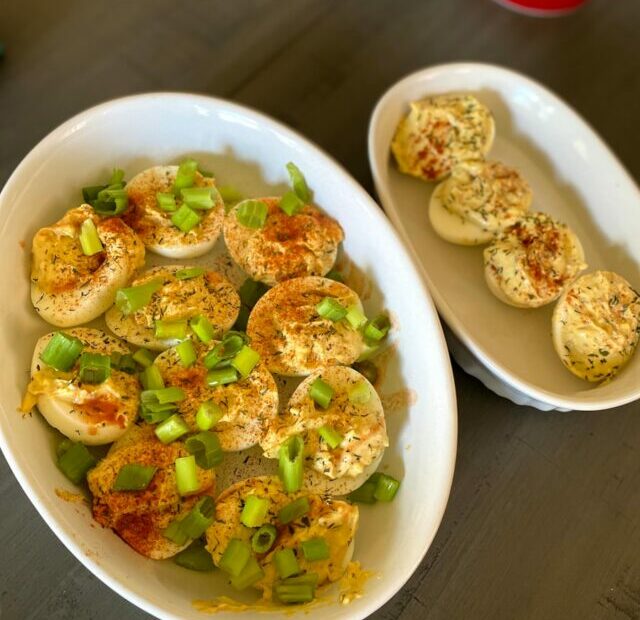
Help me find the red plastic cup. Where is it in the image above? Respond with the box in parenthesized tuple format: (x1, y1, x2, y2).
(494, 0, 587, 16)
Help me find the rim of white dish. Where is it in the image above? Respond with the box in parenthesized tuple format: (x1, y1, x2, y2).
(368, 62, 640, 412)
(0, 92, 458, 620)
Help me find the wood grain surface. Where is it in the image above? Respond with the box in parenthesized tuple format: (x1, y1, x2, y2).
(1, 1, 640, 618)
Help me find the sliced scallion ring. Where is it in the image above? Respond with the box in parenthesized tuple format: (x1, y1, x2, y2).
(171, 204, 201, 233)
(40, 332, 83, 371)
(274, 548, 300, 579)
(155, 319, 188, 340)
(175, 339, 197, 367)
(309, 378, 333, 409)
(251, 524, 277, 554)
(195, 400, 223, 431)
(185, 431, 223, 469)
(286, 162, 311, 202)
(115, 279, 163, 315)
(156, 192, 177, 212)
(173, 540, 215, 572)
(315, 297, 347, 322)
(155, 414, 190, 444)
(78, 219, 104, 256)
(240, 494, 270, 528)
(277, 497, 310, 525)
(236, 199, 268, 229)
(175, 455, 199, 495)
(175, 267, 205, 280)
(190, 315, 215, 344)
(279, 190, 304, 216)
(318, 425, 343, 450)
(172, 158, 198, 194)
(112, 463, 157, 491)
(278, 436, 304, 493)
(57, 441, 96, 485)
(78, 352, 111, 384)
(219, 538, 252, 577)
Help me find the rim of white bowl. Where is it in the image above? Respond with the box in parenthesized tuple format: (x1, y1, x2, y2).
(0, 92, 458, 620)
(368, 61, 640, 412)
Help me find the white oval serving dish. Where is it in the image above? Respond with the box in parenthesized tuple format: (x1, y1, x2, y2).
(368, 62, 640, 412)
(0, 93, 457, 619)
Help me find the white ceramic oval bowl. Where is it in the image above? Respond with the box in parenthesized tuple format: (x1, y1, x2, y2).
(368, 63, 640, 412)
(0, 94, 457, 619)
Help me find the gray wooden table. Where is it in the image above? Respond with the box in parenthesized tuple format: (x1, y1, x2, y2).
(2, 1, 640, 618)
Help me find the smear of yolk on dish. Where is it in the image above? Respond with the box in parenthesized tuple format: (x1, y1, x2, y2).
(338, 562, 376, 605)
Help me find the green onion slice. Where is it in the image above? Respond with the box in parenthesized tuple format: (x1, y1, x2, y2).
(278, 497, 310, 525)
(238, 278, 269, 308)
(156, 192, 177, 212)
(144, 386, 185, 404)
(195, 400, 223, 431)
(345, 305, 367, 329)
(112, 463, 157, 491)
(218, 185, 243, 206)
(171, 204, 201, 233)
(175, 267, 205, 280)
(274, 583, 315, 604)
(185, 431, 223, 469)
(301, 538, 329, 562)
(78, 219, 104, 256)
(236, 200, 268, 229)
(252, 524, 277, 554)
(347, 479, 377, 504)
(172, 158, 198, 194)
(286, 162, 311, 202)
(278, 573, 319, 587)
(309, 378, 333, 409)
(206, 366, 239, 387)
(363, 313, 391, 342)
(133, 348, 156, 368)
(175, 455, 200, 495)
(316, 297, 347, 322)
(318, 425, 343, 450)
(278, 436, 304, 493)
(164, 495, 215, 545)
(348, 381, 371, 405)
(230, 345, 260, 379)
(139, 365, 165, 390)
(230, 556, 265, 591)
(279, 190, 304, 216)
(275, 548, 300, 579)
(57, 441, 96, 485)
(56, 438, 74, 460)
(175, 339, 197, 367)
(115, 279, 163, 315)
(240, 494, 270, 528)
(155, 414, 190, 444)
(155, 319, 188, 340)
(190, 315, 215, 344)
(78, 352, 111, 384)
(173, 540, 215, 572)
(110, 352, 136, 374)
(219, 538, 252, 577)
(325, 269, 344, 283)
(40, 332, 83, 371)
(233, 305, 250, 332)
(181, 187, 214, 210)
(373, 473, 401, 502)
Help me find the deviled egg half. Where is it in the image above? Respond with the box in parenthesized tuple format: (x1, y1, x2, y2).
(22, 328, 140, 445)
(552, 271, 640, 382)
(123, 163, 224, 258)
(105, 265, 240, 351)
(206, 475, 358, 603)
(88, 424, 215, 559)
(261, 366, 388, 495)
(30, 204, 145, 327)
(247, 276, 366, 376)
(429, 160, 532, 245)
(224, 196, 344, 286)
(391, 94, 495, 182)
(483, 212, 586, 308)
(153, 336, 279, 451)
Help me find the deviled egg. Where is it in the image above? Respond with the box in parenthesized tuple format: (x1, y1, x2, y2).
(552, 271, 640, 382)
(261, 366, 388, 495)
(247, 276, 365, 376)
(30, 204, 144, 327)
(123, 164, 224, 258)
(429, 160, 532, 245)
(483, 212, 586, 308)
(391, 94, 495, 182)
(105, 265, 240, 351)
(223, 197, 344, 286)
(22, 328, 140, 445)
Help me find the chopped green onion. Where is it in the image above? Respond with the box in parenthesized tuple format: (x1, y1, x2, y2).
(109, 168, 125, 185)
(78, 219, 103, 256)
(301, 538, 329, 562)
(155, 414, 190, 444)
(252, 524, 277, 554)
(173, 158, 198, 194)
(115, 279, 163, 315)
(40, 332, 83, 371)
(175, 267, 205, 280)
(219, 538, 252, 577)
(155, 319, 188, 340)
(240, 495, 270, 528)
(175, 455, 199, 495)
(156, 192, 177, 212)
(309, 378, 333, 409)
(347, 479, 377, 504)
(278, 497, 310, 525)
(198, 165, 214, 178)
(57, 441, 96, 485)
(318, 425, 343, 450)
(190, 315, 215, 344)
(230, 345, 260, 379)
(238, 278, 269, 308)
(82, 185, 105, 203)
(233, 305, 250, 331)
(203, 332, 247, 369)
(348, 381, 371, 404)
(164, 495, 215, 545)
(279, 190, 304, 216)
(82, 169, 128, 216)
(373, 473, 401, 502)
(110, 352, 136, 374)
(175, 339, 197, 367)
(279, 436, 304, 493)
(274, 583, 315, 604)
(275, 548, 300, 579)
(363, 313, 391, 342)
(112, 463, 157, 491)
(56, 438, 74, 460)
(140, 405, 175, 425)
(316, 297, 347, 322)
(196, 400, 223, 430)
(181, 187, 214, 210)
(140, 364, 165, 390)
(206, 366, 239, 387)
(236, 200, 268, 229)
(133, 348, 156, 368)
(171, 204, 201, 232)
(352, 360, 378, 385)
(185, 431, 223, 469)
(286, 162, 311, 202)
(230, 556, 265, 591)
(345, 305, 367, 329)
(325, 269, 344, 283)
(173, 540, 215, 572)
(279, 573, 319, 588)
(78, 352, 111, 384)
(219, 185, 243, 206)
(153, 387, 186, 404)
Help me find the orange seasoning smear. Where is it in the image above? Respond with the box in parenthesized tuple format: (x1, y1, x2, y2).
(55, 488, 87, 504)
(381, 389, 417, 415)
(339, 561, 376, 605)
